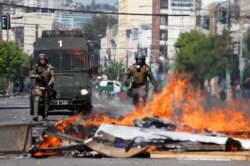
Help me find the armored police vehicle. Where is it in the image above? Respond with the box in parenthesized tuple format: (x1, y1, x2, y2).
(30, 30, 92, 115)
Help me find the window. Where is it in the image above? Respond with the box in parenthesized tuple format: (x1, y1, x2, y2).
(132, 28, 139, 39)
(161, 0, 168, 9)
(160, 16, 168, 25)
(160, 46, 168, 57)
(107, 82, 113, 86)
(160, 30, 168, 40)
(35, 51, 88, 73)
(171, 0, 193, 7)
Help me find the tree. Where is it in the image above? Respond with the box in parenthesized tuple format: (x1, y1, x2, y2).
(173, 30, 237, 80)
(82, 15, 118, 41)
(103, 62, 125, 81)
(0, 41, 28, 93)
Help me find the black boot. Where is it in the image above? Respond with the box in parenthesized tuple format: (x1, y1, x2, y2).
(33, 117, 38, 121)
(43, 100, 49, 120)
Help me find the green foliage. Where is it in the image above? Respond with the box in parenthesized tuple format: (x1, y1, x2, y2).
(83, 15, 118, 40)
(0, 77, 7, 91)
(103, 62, 125, 81)
(0, 41, 28, 80)
(174, 30, 237, 80)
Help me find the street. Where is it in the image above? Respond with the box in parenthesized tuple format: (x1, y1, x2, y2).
(0, 156, 250, 166)
(0, 95, 249, 166)
(0, 94, 134, 123)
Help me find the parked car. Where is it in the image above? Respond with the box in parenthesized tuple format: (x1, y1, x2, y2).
(97, 80, 128, 100)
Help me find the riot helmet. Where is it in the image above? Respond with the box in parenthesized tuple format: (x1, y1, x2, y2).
(135, 53, 146, 67)
(38, 53, 48, 63)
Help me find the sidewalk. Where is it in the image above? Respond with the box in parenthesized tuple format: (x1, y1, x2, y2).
(0, 92, 29, 98)
(0, 94, 30, 109)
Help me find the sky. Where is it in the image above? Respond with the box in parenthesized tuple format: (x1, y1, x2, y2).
(74, 0, 117, 5)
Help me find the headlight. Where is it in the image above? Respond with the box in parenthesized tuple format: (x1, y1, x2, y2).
(80, 89, 88, 95)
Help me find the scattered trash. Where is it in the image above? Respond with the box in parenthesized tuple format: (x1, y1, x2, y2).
(134, 116, 176, 131)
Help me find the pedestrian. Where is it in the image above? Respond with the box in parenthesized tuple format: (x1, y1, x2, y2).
(243, 73, 250, 101)
(30, 53, 55, 121)
(232, 79, 241, 100)
(123, 53, 158, 106)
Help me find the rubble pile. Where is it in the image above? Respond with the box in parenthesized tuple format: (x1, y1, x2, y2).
(29, 116, 250, 159)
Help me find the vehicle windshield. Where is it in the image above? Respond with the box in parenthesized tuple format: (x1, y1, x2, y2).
(34, 50, 89, 73)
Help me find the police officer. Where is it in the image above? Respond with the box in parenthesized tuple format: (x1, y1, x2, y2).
(30, 53, 55, 121)
(124, 53, 158, 106)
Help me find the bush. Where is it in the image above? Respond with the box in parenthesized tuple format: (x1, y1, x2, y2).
(0, 77, 7, 91)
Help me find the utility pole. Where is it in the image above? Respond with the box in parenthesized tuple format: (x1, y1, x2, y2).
(239, 0, 245, 86)
(225, 0, 232, 103)
(194, 0, 197, 30)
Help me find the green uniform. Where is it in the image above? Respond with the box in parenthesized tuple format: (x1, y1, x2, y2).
(31, 64, 55, 120)
(31, 64, 55, 87)
(124, 64, 158, 105)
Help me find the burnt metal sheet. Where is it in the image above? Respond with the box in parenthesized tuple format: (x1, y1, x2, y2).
(95, 124, 250, 150)
(84, 138, 147, 158)
(0, 122, 32, 153)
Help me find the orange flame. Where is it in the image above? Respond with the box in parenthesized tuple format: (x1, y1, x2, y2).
(84, 73, 250, 138)
(33, 135, 62, 157)
(34, 73, 250, 156)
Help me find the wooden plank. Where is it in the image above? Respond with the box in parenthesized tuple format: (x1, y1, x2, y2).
(150, 151, 250, 160)
(164, 142, 225, 151)
(85, 138, 147, 158)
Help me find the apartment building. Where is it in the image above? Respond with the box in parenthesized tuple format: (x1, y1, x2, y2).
(239, 0, 250, 24)
(55, 12, 92, 30)
(117, 0, 152, 64)
(24, 0, 66, 9)
(152, 0, 196, 63)
(2, 11, 55, 54)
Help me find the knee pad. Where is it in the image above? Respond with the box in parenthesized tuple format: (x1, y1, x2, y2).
(34, 96, 40, 102)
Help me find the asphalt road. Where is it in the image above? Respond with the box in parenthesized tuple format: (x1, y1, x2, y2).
(0, 95, 249, 166)
(0, 155, 249, 166)
(0, 94, 134, 122)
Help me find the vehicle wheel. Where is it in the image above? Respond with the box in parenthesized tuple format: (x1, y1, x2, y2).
(79, 105, 92, 115)
(30, 107, 34, 115)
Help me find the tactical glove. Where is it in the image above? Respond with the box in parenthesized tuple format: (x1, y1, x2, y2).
(46, 84, 53, 91)
(36, 75, 43, 82)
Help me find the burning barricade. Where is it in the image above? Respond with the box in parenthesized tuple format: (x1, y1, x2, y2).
(2, 74, 250, 160)
(29, 113, 250, 159)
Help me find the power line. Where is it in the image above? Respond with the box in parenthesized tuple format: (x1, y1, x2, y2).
(1, 3, 190, 17)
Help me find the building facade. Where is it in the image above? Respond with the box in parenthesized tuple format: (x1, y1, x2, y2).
(239, 0, 250, 24)
(24, 0, 66, 9)
(117, 0, 152, 65)
(55, 12, 92, 30)
(2, 11, 55, 54)
(152, 0, 196, 64)
(100, 24, 118, 69)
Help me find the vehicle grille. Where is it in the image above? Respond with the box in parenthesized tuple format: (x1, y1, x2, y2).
(55, 87, 79, 98)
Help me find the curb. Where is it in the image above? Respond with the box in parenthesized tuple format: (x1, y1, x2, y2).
(0, 106, 30, 109)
